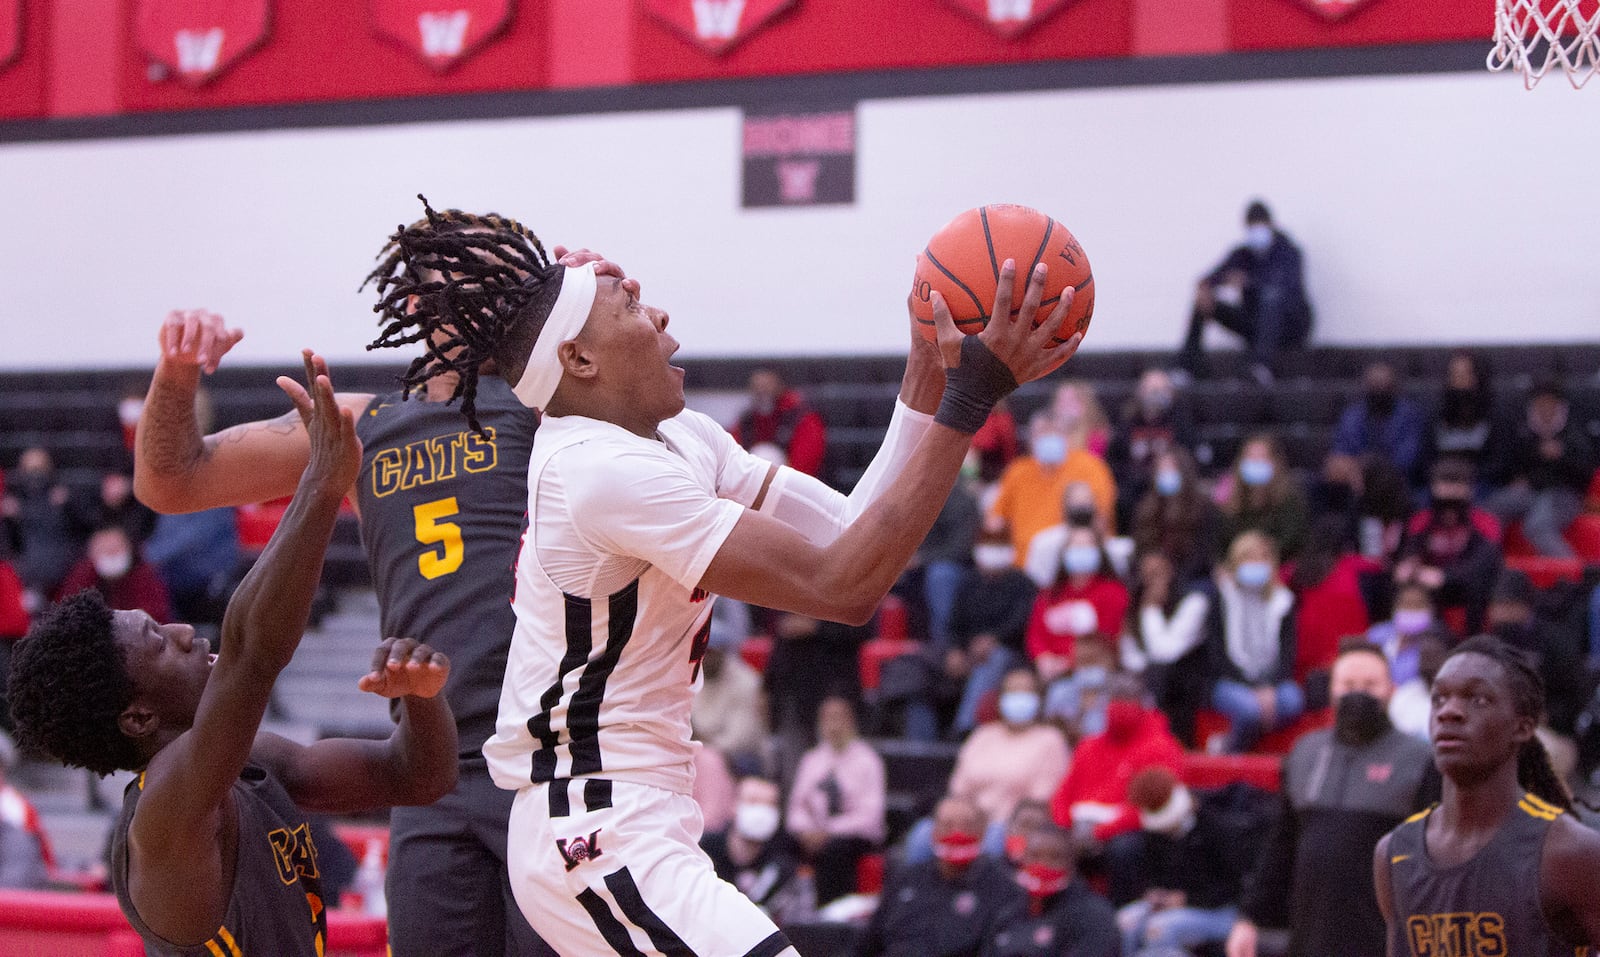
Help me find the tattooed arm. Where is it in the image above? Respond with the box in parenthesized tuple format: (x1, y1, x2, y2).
(133, 310, 373, 514)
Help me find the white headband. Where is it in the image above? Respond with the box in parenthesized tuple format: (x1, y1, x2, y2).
(511, 263, 599, 411)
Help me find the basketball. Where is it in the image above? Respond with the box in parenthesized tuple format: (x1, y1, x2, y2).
(910, 204, 1095, 350)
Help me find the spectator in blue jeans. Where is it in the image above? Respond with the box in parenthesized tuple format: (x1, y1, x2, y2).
(1204, 531, 1303, 753)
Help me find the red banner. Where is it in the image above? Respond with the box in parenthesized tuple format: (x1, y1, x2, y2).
(135, 0, 272, 85)
(0, 0, 20, 69)
(939, 0, 1078, 38)
(370, 0, 513, 70)
(640, 0, 797, 54)
(1283, 0, 1380, 20)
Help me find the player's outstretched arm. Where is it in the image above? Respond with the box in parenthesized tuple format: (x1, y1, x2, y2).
(1540, 814, 1600, 946)
(252, 637, 458, 812)
(134, 310, 372, 513)
(699, 261, 1080, 624)
(125, 352, 361, 946)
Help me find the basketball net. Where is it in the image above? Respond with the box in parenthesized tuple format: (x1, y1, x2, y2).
(1488, 0, 1600, 88)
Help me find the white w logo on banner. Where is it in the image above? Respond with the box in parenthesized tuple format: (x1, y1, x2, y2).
(690, 0, 744, 39)
(417, 10, 471, 57)
(987, 0, 1033, 21)
(173, 28, 224, 74)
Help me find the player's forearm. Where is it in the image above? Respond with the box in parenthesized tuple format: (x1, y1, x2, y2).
(385, 694, 459, 805)
(134, 359, 210, 512)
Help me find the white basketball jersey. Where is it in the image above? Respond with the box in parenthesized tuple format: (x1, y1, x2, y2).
(485, 409, 770, 795)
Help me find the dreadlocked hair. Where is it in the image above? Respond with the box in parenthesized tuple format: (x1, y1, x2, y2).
(362, 194, 557, 433)
(7, 590, 143, 776)
(1447, 634, 1572, 812)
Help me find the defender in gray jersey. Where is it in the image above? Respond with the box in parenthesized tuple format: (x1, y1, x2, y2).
(133, 211, 615, 955)
(9, 356, 457, 956)
(364, 198, 1083, 956)
(1375, 636, 1600, 957)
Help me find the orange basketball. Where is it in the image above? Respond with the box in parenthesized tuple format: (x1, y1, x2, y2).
(910, 204, 1094, 351)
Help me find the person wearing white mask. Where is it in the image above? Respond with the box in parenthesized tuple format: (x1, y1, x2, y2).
(1176, 199, 1312, 387)
(931, 534, 1037, 738)
(702, 777, 811, 925)
(1218, 434, 1309, 561)
(55, 525, 171, 624)
(1025, 526, 1128, 683)
(1108, 370, 1196, 530)
(988, 413, 1117, 566)
(1130, 447, 1221, 584)
(1366, 579, 1445, 688)
(1203, 531, 1303, 754)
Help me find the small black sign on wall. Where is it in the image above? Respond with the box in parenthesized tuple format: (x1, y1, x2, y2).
(741, 107, 857, 208)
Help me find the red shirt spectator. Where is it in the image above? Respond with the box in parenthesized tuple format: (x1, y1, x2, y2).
(1283, 553, 1377, 682)
(1050, 690, 1184, 842)
(972, 403, 1019, 484)
(1025, 575, 1129, 678)
(731, 369, 827, 477)
(56, 527, 171, 624)
(0, 562, 28, 639)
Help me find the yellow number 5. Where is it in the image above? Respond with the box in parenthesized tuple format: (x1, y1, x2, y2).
(413, 497, 463, 580)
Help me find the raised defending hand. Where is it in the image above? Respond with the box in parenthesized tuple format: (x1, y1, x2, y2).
(929, 259, 1083, 387)
(276, 350, 361, 493)
(553, 245, 627, 280)
(358, 637, 451, 699)
(158, 309, 245, 375)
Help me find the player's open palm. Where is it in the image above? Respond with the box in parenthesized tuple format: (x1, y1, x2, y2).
(358, 637, 451, 699)
(278, 350, 362, 493)
(930, 259, 1083, 386)
(158, 309, 245, 375)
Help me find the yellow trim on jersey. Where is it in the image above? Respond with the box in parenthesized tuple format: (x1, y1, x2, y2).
(204, 943, 224, 957)
(137, 772, 146, 791)
(216, 926, 242, 957)
(1391, 854, 1412, 864)
(1402, 805, 1435, 825)
(1520, 799, 1561, 821)
(1523, 792, 1565, 816)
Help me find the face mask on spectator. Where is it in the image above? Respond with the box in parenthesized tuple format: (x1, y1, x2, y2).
(998, 691, 1041, 726)
(1032, 434, 1068, 466)
(1066, 506, 1097, 528)
(1239, 458, 1274, 487)
(1246, 224, 1274, 252)
(1104, 699, 1144, 740)
(1155, 469, 1182, 496)
(933, 831, 981, 866)
(1004, 832, 1029, 863)
(1334, 691, 1391, 745)
(95, 551, 132, 580)
(734, 803, 780, 843)
(973, 544, 1016, 572)
(1234, 561, 1273, 591)
(1431, 496, 1470, 526)
(1017, 863, 1070, 898)
(1141, 388, 1173, 413)
(1393, 609, 1433, 635)
(1062, 545, 1101, 577)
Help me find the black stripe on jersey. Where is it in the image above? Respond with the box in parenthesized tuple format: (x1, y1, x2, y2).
(578, 887, 647, 957)
(742, 930, 793, 957)
(567, 579, 641, 777)
(549, 780, 572, 818)
(585, 777, 614, 811)
(605, 867, 698, 957)
(528, 593, 596, 782)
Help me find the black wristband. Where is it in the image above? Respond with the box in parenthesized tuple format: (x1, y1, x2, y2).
(934, 335, 1019, 434)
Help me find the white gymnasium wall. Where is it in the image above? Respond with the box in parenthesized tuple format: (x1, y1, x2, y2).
(1, 69, 1596, 369)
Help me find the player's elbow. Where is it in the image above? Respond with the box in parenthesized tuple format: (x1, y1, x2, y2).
(132, 473, 188, 514)
(405, 761, 459, 806)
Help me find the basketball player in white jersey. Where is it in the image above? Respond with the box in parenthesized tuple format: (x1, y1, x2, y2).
(362, 203, 1080, 956)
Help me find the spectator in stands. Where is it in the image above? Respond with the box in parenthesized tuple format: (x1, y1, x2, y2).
(1051, 381, 1111, 460)
(1023, 480, 1109, 588)
(1484, 568, 1587, 734)
(72, 466, 157, 546)
(972, 401, 1020, 485)
(1205, 531, 1302, 753)
(1109, 369, 1197, 529)
(1050, 674, 1184, 849)
(857, 796, 1024, 957)
(693, 599, 769, 775)
(731, 367, 826, 477)
(989, 412, 1117, 562)
(787, 696, 886, 907)
(764, 613, 868, 744)
(703, 776, 811, 924)
(1366, 579, 1449, 689)
(1025, 526, 1129, 683)
(1001, 799, 1052, 865)
(1327, 361, 1428, 490)
(1489, 377, 1597, 557)
(1396, 458, 1504, 636)
(1283, 515, 1377, 685)
(57, 525, 171, 624)
(1217, 434, 1309, 561)
(1131, 447, 1220, 583)
(1041, 633, 1117, 744)
(1226, 642, 1435, 957)
(1120, 551, 1211, 747)
(1387, 635, 1449, 741)
(939, 532, 1038, 738)
(948, 667, 1069, 833)
(0, 732, 48, 890)
(142, 507, 240, 628)
(3, 447, 78, 611)
(116, 380, 146, 452)
(986, 825, 1118, 957)
(1177, 200, 1312, 386)
(1115, 767, 1251, 957)
(915, 474, 982, 647)
(1426, 350, 1504, 487)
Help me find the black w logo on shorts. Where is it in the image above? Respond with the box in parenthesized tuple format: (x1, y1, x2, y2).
(557, 830, 604, 871)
